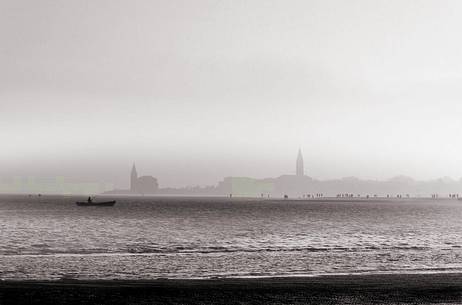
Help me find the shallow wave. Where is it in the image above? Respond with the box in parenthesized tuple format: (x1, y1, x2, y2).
(209, 268, 462, 279)
(0, 244, 434, 257)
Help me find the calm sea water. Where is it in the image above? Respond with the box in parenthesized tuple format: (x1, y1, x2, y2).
(1, 195, 462, 280)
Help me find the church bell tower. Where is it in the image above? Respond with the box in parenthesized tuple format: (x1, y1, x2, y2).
(130, 163, 138, 192)
(296, 149, 304, 176)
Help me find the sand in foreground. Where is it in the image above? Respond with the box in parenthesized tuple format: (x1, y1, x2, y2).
(1, 273, 462, 305)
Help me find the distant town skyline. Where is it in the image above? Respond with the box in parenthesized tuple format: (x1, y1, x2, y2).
(2, 148, 462, 196)
(2, 147, 462, 190)
(105, 149, 462, 197)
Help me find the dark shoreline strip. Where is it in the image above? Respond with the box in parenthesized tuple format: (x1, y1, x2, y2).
(1, 273, 462, 304)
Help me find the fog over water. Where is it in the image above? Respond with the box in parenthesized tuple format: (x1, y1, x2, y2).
(2, 1, 462, 187)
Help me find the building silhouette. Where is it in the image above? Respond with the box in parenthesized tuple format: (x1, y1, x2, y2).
(296, 148, 304, 176)
(130, 163, 138, 192)
(129, 163, 159, 194)
(102, 152, 462, 198)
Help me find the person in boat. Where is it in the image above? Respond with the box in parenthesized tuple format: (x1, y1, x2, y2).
(87, 196, 92, 203)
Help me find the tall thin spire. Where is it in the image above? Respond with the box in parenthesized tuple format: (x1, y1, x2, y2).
(296, 148, 304, 176)
(130, 163, 138, 192)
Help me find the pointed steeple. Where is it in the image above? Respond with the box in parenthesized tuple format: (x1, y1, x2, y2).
(296, 148, 304, 176)
(130, 163, 138, 192)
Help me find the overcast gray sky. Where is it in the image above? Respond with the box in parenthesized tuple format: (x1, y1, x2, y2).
(1, 0, 462, 187)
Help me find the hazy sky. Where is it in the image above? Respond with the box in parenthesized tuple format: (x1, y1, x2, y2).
(2, 0, 462, 187)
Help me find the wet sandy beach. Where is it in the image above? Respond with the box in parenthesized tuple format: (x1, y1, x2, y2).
(1, 273, 462, 304)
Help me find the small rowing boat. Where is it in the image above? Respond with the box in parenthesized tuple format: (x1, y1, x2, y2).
(76, 200, 116, 207)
